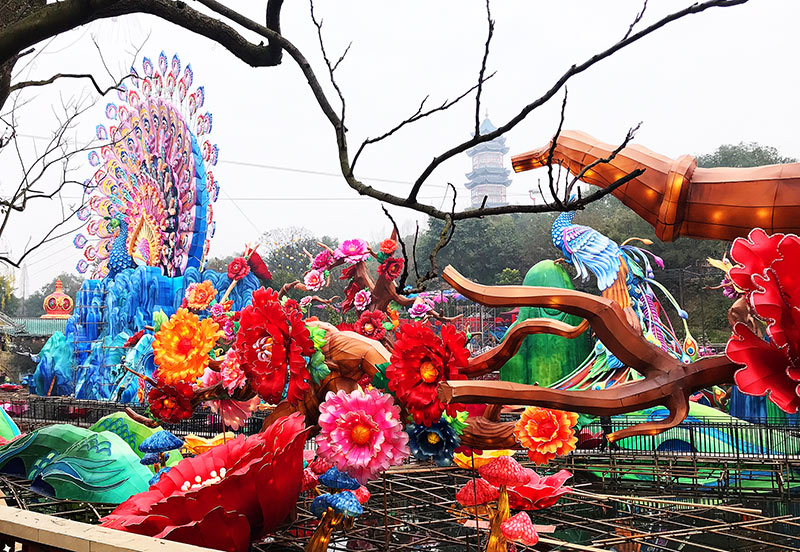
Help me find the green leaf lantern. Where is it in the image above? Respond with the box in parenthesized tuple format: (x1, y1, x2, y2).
(152, 310, 168, 332)
(90, 412, 182, 468)
(31, 431, 152, 504)
(0, 425, 91, 479)
(0, 408, 20, 442)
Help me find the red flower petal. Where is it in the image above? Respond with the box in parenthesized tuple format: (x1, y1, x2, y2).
(157, 507, 251, 552)
(227, 257, 251, 281)
(147, 382, 194, 423)
(235, 288, 313, 405)
(247, 251, 273, 281)
(386, 322, 468, 426)
(102, 414, 309, 552)
(508, 469, 572, 510)
(750, 269, 800, 357)
(728, 324, 800, 413)
(729, 228, 784, 293)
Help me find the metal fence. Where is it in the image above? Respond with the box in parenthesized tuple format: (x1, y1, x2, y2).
(5, 394, 800, 459)
(574, 415, 800, 460)
(1, 394, 269, 437)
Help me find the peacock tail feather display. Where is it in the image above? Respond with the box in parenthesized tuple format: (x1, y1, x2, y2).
(74, 51, 219, 279)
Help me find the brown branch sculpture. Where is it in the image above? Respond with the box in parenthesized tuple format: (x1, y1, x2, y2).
(254, 266, 737, 448)
(344, 259, 415, 313)
(511, 129, 800, 242)
(437, 266, 739, 445)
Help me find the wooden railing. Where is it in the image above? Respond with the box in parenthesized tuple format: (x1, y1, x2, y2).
(0, 506, 214, 552)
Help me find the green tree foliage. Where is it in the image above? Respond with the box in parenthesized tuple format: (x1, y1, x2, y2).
(697, 142, 796, 168)
(414, 201, 731, 342)
(206, 230, 348, 312)
(19, 273, 84, 317)
(204, 255, 235, 273)
(414, 214, 552, 286)
(0, 274, 18, 314)
(495, 268, 521, 285)
(249, 228, 350, 309)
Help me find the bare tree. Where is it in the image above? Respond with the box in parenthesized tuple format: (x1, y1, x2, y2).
(0, 0, 142, 268)
(0, 92, 96, 268)
(0, 1, 749, 208)
(0, 0, 750, 274)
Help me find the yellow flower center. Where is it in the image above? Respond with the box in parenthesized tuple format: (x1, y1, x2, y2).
(419, 361, 439, 383)
(426, 432, 441, 445)
(163, 398, 175, 408)
(350, 423, 372, 446)
(364, 323, 374, 333)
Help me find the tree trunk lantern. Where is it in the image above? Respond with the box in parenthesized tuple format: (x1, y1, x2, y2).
(511, 130, 800, 242)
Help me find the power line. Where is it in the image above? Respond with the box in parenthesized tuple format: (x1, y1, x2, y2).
(220, 187, 261, 234)
(219, 159, 422, 187)
(34, 251, 78, 274)
(26, 243, 76, 269)
(12, 138, 450, 189)
(54, 194, 455, 202)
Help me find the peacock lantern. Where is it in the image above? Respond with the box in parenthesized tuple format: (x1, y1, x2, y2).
(74, 51, 219, 279)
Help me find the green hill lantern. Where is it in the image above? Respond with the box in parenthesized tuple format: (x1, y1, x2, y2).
(500, 261, 592, 386)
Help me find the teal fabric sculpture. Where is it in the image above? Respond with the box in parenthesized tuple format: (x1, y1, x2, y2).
(0, 408, 20, 442)
(0, 424, 152, 504)
(31, 431, 153, 503)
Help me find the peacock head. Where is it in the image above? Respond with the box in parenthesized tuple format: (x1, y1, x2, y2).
(104, 215, 127, 232)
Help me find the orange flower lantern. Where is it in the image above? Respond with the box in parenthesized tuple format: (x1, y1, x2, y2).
(513, 407, 578, 465)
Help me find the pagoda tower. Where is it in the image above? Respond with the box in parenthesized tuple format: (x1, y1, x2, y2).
(464, 116, 512, 208)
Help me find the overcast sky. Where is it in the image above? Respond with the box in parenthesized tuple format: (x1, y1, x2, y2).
(2, 0, 798, 295)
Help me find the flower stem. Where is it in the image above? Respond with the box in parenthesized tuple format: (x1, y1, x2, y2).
(219, 279, 237, 304)
(305, 509, 342, 552)
(485, 484, 508, 552)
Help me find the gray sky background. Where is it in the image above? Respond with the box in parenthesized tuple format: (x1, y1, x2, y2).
(2, 0, 798, 295)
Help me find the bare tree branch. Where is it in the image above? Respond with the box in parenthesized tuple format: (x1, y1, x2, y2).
(380, 205, 410, 290)
(475, 0, 494, 136)
(402, 0, 748, 208)
(408, 185, 458, 291)
(564, 122, 642, 198)
(0, 117, 14, 149)
(416, 213, 455, 289)
(447, 182, 458, 215)
(623, 0, 649, 41)
(0, 39, 138, 270)
(546, 88, 568, 208)
(91, 35, 117, 82)
(331, 42, 352, 73)
(351, 74, 494, 172)
(0, 0, 286, 69)
(9, 72, 133, 96)
(0, 0, 750, 228)
(309, 0, 348, 124)
(264, 0, 285, 64)
(0, 201, 88, 268)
